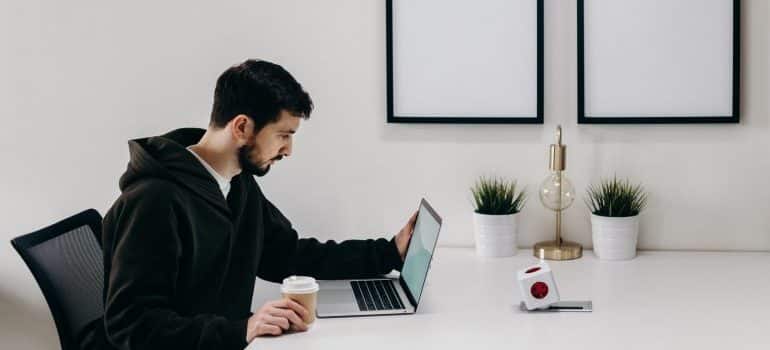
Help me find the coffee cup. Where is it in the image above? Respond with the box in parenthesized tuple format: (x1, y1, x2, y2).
(280, 275, 319, 325)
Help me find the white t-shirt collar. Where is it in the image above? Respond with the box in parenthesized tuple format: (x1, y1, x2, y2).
(186, 146, 231, 198)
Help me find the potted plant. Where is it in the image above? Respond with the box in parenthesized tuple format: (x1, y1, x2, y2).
(471, 176, 526, 257)
(585, 177, 649, 260)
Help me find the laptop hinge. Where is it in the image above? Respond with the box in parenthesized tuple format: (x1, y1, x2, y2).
(398, 276, 418, 310)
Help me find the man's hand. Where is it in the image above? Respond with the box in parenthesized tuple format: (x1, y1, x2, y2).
(395, 211, 418, 261)
(246, 299, 309, 342)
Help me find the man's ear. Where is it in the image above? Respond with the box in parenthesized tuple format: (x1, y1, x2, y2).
(229, 114, 253, 146)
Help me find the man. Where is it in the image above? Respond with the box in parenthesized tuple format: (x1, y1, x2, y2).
(80, 59, 416, 350)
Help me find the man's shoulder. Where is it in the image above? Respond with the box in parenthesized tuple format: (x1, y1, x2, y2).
(117, 178, 182, 205)
(102, 179, 183, 242)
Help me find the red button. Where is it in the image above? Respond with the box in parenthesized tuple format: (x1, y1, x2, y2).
(531, 282, 549, 299)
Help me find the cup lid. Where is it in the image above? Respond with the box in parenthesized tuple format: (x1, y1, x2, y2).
(281, 275, 319, 294)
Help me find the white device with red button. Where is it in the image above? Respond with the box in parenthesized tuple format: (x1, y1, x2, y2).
(517, 262, 560, 310)
(517, 262, 593, 313)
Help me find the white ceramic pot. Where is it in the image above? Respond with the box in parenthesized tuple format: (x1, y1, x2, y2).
(473, 212, 519, 257)
(590, 214, 640, 260)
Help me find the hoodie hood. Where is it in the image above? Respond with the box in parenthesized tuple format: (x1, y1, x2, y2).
(119, 128, 231, 212)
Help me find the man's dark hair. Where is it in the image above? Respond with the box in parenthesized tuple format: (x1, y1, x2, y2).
(210, 59, 313, 131)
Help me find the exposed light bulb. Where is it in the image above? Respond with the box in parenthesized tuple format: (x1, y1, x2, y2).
(538, 172, 575, 211)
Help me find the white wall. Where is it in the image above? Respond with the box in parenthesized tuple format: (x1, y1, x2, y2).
(1, 0, 768, 348)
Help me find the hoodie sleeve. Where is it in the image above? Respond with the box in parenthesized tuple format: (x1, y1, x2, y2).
(256, 199, 404, 283)
(102, 182, 247, 350)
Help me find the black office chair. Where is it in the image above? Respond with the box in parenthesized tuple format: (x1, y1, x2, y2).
(11, 209, 104, 350)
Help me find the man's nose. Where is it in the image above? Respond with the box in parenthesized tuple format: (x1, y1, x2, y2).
(283, 140, 293, 157)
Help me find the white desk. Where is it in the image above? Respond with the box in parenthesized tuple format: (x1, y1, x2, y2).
(247, 247, 770, 350)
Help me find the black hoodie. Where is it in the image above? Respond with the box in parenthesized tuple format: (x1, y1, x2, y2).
(80, 128, 404, 350)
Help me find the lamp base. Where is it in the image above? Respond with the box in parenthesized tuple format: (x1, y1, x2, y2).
(533, 240, 583, 260)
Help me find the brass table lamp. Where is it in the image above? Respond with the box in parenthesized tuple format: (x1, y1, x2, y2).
(534, 125, 583, 260)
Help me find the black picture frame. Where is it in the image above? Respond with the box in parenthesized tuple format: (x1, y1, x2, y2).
(386, 0, 544, 124)
(577, 0, 740, 124)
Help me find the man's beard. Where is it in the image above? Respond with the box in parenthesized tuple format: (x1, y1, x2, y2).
(238, 144, 282, 177)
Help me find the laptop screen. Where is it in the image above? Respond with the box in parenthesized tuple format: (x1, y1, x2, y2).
(401, 199, 441, 305)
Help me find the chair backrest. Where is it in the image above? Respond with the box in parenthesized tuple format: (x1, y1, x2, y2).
(11, 209, 104, 350)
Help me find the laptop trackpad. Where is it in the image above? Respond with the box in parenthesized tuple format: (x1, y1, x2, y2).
(317, 282, 360, 315)
(324, 290, 355, 304)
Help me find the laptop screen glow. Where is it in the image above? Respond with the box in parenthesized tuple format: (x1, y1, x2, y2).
(401, 202, 441, 304)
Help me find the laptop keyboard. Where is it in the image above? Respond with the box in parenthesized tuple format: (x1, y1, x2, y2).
(350, 280, 406, 311)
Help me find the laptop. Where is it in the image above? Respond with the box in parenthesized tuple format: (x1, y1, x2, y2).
(316, 198, 442, 318)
